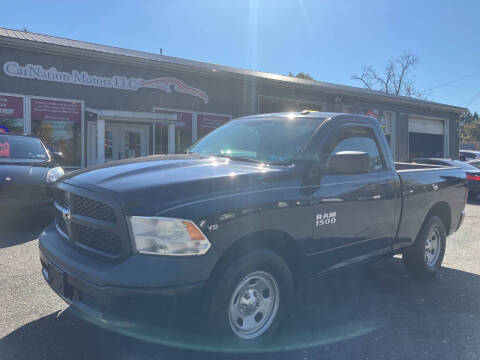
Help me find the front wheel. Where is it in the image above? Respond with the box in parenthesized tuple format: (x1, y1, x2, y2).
(402, 216, 446, 279)
(207, 249, 294, 340)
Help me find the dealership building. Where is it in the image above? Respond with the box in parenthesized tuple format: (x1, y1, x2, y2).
(0, 27, 466, 168)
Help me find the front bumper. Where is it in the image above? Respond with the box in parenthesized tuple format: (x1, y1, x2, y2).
(39, 223, 219, 324)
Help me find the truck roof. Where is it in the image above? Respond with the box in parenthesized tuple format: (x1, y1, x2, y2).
(240, 111, 346, 120)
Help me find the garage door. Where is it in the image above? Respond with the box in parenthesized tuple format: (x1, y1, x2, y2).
(408, 116, 444, 135)
(408, 116, 447, 159)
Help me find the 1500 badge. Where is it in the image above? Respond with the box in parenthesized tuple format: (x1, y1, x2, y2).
(316, 212, 337, 226)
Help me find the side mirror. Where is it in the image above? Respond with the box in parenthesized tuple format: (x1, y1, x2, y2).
(52, 152, 64, 163)
(327, 151, 370, 175)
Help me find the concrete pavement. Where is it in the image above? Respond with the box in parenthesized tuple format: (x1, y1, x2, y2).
(1, 204, 480, 359)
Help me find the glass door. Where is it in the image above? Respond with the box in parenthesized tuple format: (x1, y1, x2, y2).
(120, 126, 148, 160)
(104, 123, 148, 162)
(87, 121, 150, 166)
(104, 128, 114, 162)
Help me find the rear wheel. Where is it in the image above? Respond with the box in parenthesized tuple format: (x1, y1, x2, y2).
(207, 249, 293, 340)
(402, 216, 446, 279)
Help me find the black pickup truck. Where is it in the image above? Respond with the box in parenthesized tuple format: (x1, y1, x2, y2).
(39, 112, 467, 340)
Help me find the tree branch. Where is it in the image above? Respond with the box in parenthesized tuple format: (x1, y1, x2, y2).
(351, 51, 422, 98)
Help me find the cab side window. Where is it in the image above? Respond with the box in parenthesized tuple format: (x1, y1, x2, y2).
(319, 126, 386, 172)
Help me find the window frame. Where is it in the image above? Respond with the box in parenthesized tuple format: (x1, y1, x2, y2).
(318, 123, 388, 174)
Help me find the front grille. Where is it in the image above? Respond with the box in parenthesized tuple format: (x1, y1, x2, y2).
(71, 223, 122, 255)
(53, 188, 116, 223)
(54, 207, 68, 235)
(73, 195, 116, 222)
(53, 187, 68, 208)
(53, 186, 128, 259)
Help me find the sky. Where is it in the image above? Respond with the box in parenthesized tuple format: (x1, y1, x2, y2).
(1, 0, 480, 113)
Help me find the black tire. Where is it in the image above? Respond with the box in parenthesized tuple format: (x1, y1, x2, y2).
(207, 249, 294, 341)
(403, 216, 446, 279)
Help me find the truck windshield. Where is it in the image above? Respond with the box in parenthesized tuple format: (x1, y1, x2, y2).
(0, 136, 48, 160)
(188, 117, 321, 164)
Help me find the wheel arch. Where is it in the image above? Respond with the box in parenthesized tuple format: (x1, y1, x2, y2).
(423, 201, 451, 235)
(209, 229, 302, 285)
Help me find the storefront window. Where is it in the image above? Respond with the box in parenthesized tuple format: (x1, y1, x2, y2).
(155, 123, 169, 154)
(105, 129, 113, 161)
(124, 131, 141, 158)
(153, 110, 231, 154)
(153, 110, 193, 153)
(175, 112, 193, 153)
(30, 98, 82, 166)
(0, 94, 24, 134)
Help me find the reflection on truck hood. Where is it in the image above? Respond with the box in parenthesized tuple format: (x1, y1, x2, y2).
(62, 154, 286, 215)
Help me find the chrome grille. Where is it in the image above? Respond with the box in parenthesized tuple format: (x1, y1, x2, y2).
(54, 207, 68, 235)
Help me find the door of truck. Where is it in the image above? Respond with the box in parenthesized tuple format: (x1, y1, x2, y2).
(307, 122, 400, 273)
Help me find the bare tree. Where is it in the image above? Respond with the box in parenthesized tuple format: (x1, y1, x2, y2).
(352, 51, 426, 98)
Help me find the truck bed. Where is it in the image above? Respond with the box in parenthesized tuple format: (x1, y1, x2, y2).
(392, 162, 466, 251)
(395, 162, 450, 171)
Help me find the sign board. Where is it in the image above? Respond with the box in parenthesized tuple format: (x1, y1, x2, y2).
(0, 141, 10, 157)
(175, 112, 192, 130)
(197, 113, 230, 132)
(0, 95, 23, 119)
(4, 61, 209, 103)
(31, 98, 82, 122)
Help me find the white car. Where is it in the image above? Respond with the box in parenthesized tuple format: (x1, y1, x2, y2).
(460, 150, 480, 161)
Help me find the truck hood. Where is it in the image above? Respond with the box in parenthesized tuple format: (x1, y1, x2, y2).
(62, 155, 287, 215)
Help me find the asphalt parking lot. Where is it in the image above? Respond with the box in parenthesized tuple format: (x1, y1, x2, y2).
(1, 203, 480, 360)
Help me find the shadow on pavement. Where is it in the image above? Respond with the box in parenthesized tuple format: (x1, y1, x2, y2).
(2, 258, 480, 359)
(0, 222, 46, 249)
(467, 193, 480, 205)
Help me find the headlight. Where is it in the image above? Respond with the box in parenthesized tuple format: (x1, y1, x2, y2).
(46, 167, 65, 183)
(128, 216, 211, 256)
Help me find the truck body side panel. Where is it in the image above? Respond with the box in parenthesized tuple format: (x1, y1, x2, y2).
(160, 176, 314, 258)
(305, 170, 400, 273)
(395, 167, 467, 249)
